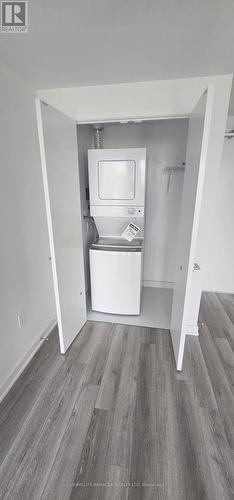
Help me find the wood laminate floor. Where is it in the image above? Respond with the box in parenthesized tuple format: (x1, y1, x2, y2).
(0, 292, 234, 499)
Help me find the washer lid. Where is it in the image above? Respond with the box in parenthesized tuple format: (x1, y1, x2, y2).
(91, 237, 143, 250)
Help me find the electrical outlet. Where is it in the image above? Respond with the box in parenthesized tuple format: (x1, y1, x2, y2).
(17, 312, 25, 329)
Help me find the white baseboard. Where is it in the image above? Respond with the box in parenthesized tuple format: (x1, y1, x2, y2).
(186, 324, 199, 336)
(0, 318, 57, 404)
(143, 280, 174, 289)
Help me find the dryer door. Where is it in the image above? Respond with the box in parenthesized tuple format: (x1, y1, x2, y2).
(88, 148, 146, 206)
(98, 160, 136, 200)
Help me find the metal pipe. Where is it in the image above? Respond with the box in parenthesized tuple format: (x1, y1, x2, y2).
(93, 125, 104, 148)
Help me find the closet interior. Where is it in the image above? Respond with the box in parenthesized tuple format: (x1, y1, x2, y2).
(77, 118, 188, 329)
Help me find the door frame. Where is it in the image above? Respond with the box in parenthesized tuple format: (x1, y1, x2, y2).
(36, 79, 230, 368)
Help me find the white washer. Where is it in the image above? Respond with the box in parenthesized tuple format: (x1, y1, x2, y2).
(89, 238, 143, 315)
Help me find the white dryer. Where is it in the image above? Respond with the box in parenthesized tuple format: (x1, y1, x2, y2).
(89, 238, 143, 315)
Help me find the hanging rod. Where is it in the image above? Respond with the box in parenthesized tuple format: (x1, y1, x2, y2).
(163, 166, 185, 173)
(224, 130, 234, 139)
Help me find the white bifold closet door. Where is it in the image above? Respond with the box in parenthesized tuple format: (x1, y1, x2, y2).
(36, 99, 87, 353)
(170, 86, 214, 371)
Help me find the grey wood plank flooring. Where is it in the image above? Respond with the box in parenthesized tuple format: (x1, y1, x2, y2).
(69, 408, 113, 500)
(200, 292, 234, 350)
(0, 352, 86, 499)
(199, 322, 234, 449)
(214, 337, 234, 394)
(101, 465, 129, 500)
(176, 337, 218, 409)
(40, 383, 99, 500)
(128, 341, 165, 500)
(0, 294, 234, 499)
(0, 327, 62, 466)
(105, 326, 142, 470)
(218, 292, 234, 326)
(198, 406, 234, 499)
(95, 324, 128, 411)
(83, 321, 114, 385)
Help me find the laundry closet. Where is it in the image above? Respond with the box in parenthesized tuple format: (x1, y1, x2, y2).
(36, 82, 227, 370)
(77, 120, 188, 330)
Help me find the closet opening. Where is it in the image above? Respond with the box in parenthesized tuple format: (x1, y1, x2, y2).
(76, 118, 188, 330)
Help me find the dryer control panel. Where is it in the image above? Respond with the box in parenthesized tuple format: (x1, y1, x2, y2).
(90, 205, 144, 218)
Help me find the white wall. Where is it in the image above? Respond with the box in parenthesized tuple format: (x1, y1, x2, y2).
(143, 121, 188, 286)
(38, 74, 232, 123)
(87, 119, 188, 286)
(203, 116, 234, 293)
(0, 64, 55, 399)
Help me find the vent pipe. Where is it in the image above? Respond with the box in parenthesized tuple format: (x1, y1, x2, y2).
(93, 125, 104, 149)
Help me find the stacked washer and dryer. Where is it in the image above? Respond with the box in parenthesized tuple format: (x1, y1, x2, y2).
(88, 148, 146, 315)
